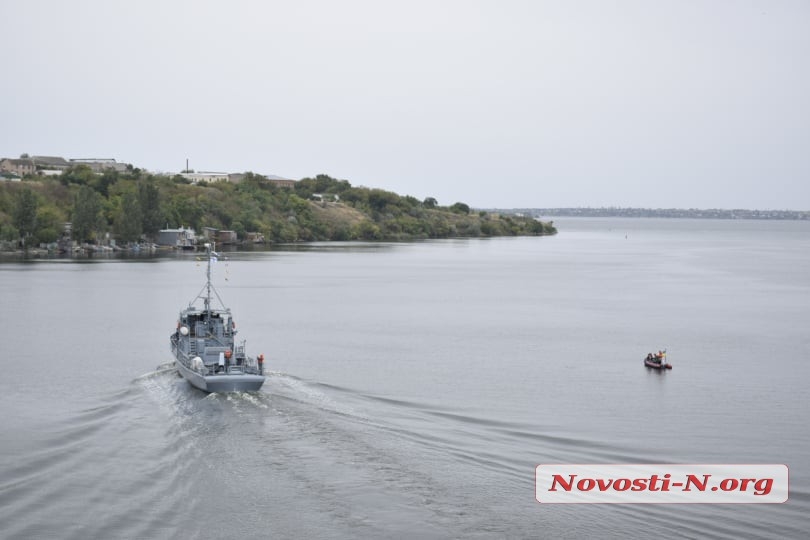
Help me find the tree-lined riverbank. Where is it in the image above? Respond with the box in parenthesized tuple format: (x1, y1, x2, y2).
(0, 168, 556, 250)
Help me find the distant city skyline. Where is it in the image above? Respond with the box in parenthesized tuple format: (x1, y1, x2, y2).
(2, 0, 808, 210)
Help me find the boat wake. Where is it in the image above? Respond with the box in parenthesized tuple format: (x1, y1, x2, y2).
(5, 366, 800, 540)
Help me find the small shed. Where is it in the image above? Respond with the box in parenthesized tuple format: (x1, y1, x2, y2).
(217, 230, 237, 245)
(158, 227, 196, 248)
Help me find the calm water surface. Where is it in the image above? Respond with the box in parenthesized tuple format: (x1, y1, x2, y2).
(1, 218, 808, 539)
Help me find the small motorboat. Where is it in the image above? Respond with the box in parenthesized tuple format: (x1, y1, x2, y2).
(644, 350, 672, 370)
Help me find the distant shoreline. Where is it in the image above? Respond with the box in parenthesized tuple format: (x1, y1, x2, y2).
(498, 208, 809, 220)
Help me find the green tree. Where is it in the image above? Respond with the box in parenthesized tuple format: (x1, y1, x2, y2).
(138, 181, 162, 239)
(341, 187, 368, 207)
(367, 189, 400, 213)
(60, 165, 95, 186)
(167, 195, 204, 231)
(231, 220, 246, 238)
(450, 202, 470, 215)
(0, 224, 20, 242)
(423, 197, 438, 209)
(354, 220, 381, 240)
(92, 169, 119, 197)
(114, 190, 142, 242)
(33, 204, 64, 245)
(72, 185, 103, 242)
(12, 188, 38, 246)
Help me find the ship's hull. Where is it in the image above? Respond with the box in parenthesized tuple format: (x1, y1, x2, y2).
(175, 356, 265, 392)
(644, 359, 672, 369)
(172, 338, 265, 393)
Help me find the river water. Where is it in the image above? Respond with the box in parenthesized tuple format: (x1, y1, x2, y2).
(1, 218, 808, 539)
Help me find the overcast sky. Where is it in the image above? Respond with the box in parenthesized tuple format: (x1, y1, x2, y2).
(2, 0, 808, 209)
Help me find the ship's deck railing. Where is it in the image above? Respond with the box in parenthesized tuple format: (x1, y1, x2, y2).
(193, 360, 262, 376)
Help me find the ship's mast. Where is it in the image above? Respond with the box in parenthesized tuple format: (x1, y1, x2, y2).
(204, 242, 215, 321)
(191, 242, 227, 325)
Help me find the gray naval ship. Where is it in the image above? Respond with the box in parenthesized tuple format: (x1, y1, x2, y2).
(170, 243, 265, 392)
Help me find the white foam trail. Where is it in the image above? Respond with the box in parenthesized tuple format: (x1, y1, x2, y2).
(275, 375, 364, 420)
